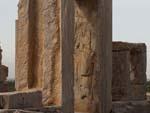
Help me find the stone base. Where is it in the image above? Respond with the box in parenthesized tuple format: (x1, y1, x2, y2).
(0, 90, 42, 109)
(0, 109, 42, 113)
(0, 106, 61, 113)
(112, 101, 150, 113)
(26, 106, 61, 113)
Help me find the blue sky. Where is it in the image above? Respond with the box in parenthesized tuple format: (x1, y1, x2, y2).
(0, 0, 150, 79)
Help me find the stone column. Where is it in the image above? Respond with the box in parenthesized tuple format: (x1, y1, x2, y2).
(42, 0, 61, 105)
(61, 0, 75, 113)
(15, 0, 31, 90)
(74, 0, 112, 113)
(16, 0, 61, 106)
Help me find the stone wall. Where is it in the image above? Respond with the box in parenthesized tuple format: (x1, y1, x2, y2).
(112, 42, 147, 101)
(16, 0, 61, 105)
(16, 0, 112, 113)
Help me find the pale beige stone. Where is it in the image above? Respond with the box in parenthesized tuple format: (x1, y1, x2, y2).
(16, 0, 61, 106)
(16, 1, 112, 113)
(0, 90, 42, 109)
(74, 1, 112, 113)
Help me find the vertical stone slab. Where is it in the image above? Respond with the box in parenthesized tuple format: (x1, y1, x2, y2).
(74, 1, 99, 112)
(96, 0, 112, 113)
(130, 44, 147, 85)
(43, 0, 61, 105)
(16, 0, 30, 90)
(61, 0, 74, 113)
(112, 50, 131, 101)
(74, 0, 112, 112)
(0, 65, 8, 82)
(129, 44, 147, 100)
(16, 0, 61, 106)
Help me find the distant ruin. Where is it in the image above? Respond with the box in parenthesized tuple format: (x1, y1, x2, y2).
(112, 42, 147, 101)
(0, 46, 8, 92)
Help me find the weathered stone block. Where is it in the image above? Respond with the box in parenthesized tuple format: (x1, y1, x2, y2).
(130, 85, 146, 100)
(112, 42, 147, 101)
(0, 109, 43, 113)
(0, 82, 8, 92)
(0, 65, 8, 82)
(16, 0, 61, 106)
(113, 42, 147, 84)
(112, 50, 131, 101)
(112, 101, 150, 113)
(16, 0, 112, 113)
(0, 90, 42, 109)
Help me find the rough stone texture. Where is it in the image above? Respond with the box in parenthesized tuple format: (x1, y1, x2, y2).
(130, 85, 146, 101)
(0, 110, 43, 113)
(112, 50, 131, 101)
(16, 0, 112, 113)
(74, 1, 112, 113)
(0, 82, 8, 92)
(0, 65, 8, 82)
(112, 101, 150, 113)
(0, 90, 42, 109)
(74, 1, 98, 112)
(16, 0, 61, 106)
(0, 106, 61, 113)
(26, 106, 61, 113)
(112, 42, 147, 101)
(0, 46, 8, 92)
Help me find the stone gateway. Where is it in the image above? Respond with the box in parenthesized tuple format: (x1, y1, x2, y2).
(16, 0, 112, 113)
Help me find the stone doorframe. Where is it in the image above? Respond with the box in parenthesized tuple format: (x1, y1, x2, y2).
(61, 0, 112, 113)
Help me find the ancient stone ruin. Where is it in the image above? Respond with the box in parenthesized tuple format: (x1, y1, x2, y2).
(0, 46, 8, 92)
(112, 42, 147, 101)
(15, 0, 112, 113)
(0, 0, 150, 113)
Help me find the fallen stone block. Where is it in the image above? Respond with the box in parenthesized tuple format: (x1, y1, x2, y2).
(0, 109, 43, 113)
(0, 90, 42, 109)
